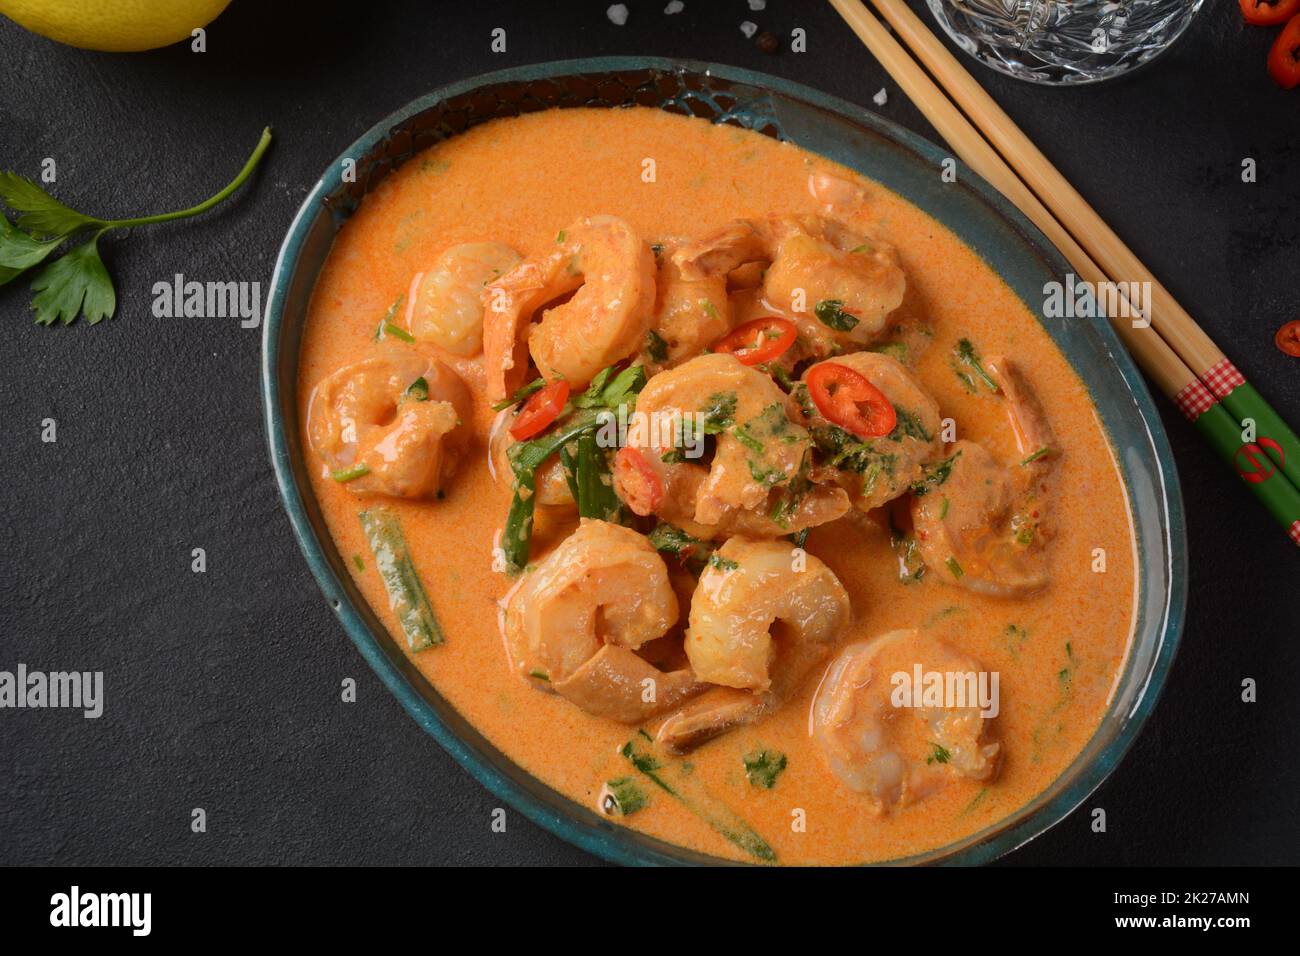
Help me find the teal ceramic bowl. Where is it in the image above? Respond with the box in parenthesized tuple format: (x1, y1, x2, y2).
(262, 57, 1186, 865)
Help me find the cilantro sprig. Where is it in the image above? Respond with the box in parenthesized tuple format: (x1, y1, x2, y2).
(0, 127, 272, 326)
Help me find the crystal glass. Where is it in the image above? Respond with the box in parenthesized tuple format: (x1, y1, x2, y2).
(927, 1, 1206, 85)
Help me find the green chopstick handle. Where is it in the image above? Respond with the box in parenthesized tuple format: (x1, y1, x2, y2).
(1220, 382, 1300, 493)
(1191, 401, 1300, 547)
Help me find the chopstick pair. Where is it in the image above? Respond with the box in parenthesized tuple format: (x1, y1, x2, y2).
(829, 0, 1300, 548)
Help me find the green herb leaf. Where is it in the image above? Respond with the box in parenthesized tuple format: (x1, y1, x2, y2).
(743, 749, 788, 789)
(764, 361, 795, 392)
(0, 172, 106, 239)
(572, 362, 647, 412)
(699, 391, 737, 433)
(600, 777, 649, 816)
(491, 376, 544, 412)
(574, 431, 621, 522)
(708, 553, 739, 572)
(911, 451, 962, 497)
(953, 338, 997, 391)
(733, 425, 765, 455)
(889, 515, 926, 585)
(645, 328, 669, 362)
(402, 376, 430, 402)
(926, 742, 952, 765)
(889, 405, 933, 443)
(870, 340, 908, 362)
(1020, 446, 1055, 465)
(814, 298, 859, 332)
(648, 522, 715, 575)
(375, 297, 413, 342)
(0, 214, 64, 280)
(29, 234, 115, 325)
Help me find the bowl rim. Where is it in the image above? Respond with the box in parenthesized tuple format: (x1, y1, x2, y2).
(261, 55, 1187, 866)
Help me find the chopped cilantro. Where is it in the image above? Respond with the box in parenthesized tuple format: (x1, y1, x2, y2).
(402, 376, 429, 403)
(911, 451, 962, 496)
(743, 749, 788, 789)
(600, 777, 648, 816)
(953, 338, 997, 390)
(708, 553, 739, 572)
(645, 328, 669, 362)
(814, 298, 859, 332)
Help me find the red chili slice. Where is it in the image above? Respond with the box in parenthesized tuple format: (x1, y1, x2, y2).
(1241, 0, 1300, 26)
(711, 317, 798, 366)
(1276, 320, 1300, 357)
(805, 361, 897, 439)
(613, 447, 664, 515)
(1269, 13, 1300, 88)
(509, 380, 569, 440)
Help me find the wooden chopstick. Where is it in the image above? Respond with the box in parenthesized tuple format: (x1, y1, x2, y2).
(869, 0, 1300, 495)
(828, 0, 1300, 546)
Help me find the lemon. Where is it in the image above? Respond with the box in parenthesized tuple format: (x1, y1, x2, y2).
(0, 0, 232, 52)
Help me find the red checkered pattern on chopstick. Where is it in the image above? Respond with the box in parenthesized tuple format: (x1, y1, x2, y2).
(1291, 521, 1300, 547)
(1203, 359, 1245, 399)
(1174, 379, 1217, 422)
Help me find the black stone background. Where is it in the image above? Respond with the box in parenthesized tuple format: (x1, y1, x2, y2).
(0, 0, 1296, 866)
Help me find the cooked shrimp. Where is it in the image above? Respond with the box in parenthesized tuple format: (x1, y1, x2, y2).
(482, 215, 656, 402)
(502, 520, 703, 722)
(672, 214, 905, 352)
(911, 356, 1058, 596)
(655, 538, 850, 753)
(686, 537, 851, 690)
(808, 169, 868, 214)
(613, 353, 849, 538)
(812, 630, 1000, 811)
(644, 239, 731, 367)
(405, 242, 522, 355)
(307, 356, 471, 499)
(797, 352, 944, 511)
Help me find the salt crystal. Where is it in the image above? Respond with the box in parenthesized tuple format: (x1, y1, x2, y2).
(607, 4, 629, 25)
(665, 0, 684, 13)
(748, 0, 766, 9)
(740, 20, 758, 38)
(873, 87, 888, 106)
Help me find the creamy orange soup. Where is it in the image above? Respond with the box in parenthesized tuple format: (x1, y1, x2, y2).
(298, 107, 1136, 865)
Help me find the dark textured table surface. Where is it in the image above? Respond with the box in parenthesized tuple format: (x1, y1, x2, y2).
(1, 1, 1296, 866)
